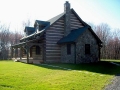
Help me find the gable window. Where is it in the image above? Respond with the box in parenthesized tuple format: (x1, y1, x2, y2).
(36, 46, 41, 55)
(85, 44, 90, 54)
(67, 44, 71, 55)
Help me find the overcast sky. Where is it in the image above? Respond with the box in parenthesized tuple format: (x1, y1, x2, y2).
(0, 0, 120, 32)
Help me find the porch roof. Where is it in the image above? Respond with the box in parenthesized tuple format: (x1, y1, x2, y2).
(11, 42, 26, 48)
(57, 26, 89, 44)
(20, 12, 65, 41)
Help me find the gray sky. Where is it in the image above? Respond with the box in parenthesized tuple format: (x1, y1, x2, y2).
(0, 0, 120, 32)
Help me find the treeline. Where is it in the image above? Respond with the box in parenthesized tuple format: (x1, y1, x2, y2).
(0, 21, 120, 60)
(89, 23, 120, 60)
(0, 23, 23, 59)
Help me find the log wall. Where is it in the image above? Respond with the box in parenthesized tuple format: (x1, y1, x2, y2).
(70, 12, 84, 30)
(45, 11, 85, 63)
(45, 17, 64, 62)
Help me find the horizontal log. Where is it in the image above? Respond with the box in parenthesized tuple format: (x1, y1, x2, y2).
(48, 28, 64, 31)
(71, 16, 77, 19)
(71, 26, 80, 28)
(46, 34, 63, 39)
(46, 49, 60, 51)
(70, 26, 83, 28)
(70, 13, 77, 16)
(46, 53, 61, 56)
(46, 43, 59, 46)
(70, 28, 79, 30)
(58, 19, 64, 22)
(46, 38, 61, 42)
(49, 27, 64, 30)
(71, 26, 83, 28)
(46, 44, 59, 47)
(46, 41, 57, 44)
(71, 24, 83, 27)
(46, 29, 64, 32)
(46, 32, 63, 36)
(55, 22, 64, 24)
(52, 22, 64, 25)
(52, 25, 64, 28)
(71, 22, 82, 25)
(70, 19, 80, 22)
(46, 56, 61, 58)
(71, 22, 83, 24)
(46, 32, 64, 35)
(46, 33, 64, 36)
(46, 50, 61, 53)
(46, 46, 60, 49)
(71, 21, 80, 24)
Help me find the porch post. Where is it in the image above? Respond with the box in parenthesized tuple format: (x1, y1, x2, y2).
(15, 48, 17, 59)
(11, 46, 13, 58)
(26, 43, 29, 63)
(20, 47, 22, 60)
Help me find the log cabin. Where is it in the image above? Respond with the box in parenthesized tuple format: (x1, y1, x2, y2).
(11, 1, 102, 64)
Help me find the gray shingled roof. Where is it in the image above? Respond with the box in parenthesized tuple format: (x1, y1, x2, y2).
(57, 26, 89, 44)
(35, 20, 50, 25)
(21, 9, 96, 42)
(21, 12, 65, 41)
(48, 12, 65, 25)
(25, 27, 35, 32)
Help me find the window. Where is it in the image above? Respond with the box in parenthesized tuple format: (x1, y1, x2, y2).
(36, 46, 41, 55)
(67, 44, 71, 55)
(85, 44, 90, 54)
(39, 25, 45, 31)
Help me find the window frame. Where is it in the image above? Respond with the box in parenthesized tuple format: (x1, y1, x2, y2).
(67, 44, 71, 55)
(85, 44, 90, 55)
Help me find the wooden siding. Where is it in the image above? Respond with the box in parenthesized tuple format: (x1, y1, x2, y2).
(45, 11, 86, 62)
(32, 46, 42, 60)
(22, 48, 27, 58)
(70, 13, 84, 30)
(45, 17, 64, 62)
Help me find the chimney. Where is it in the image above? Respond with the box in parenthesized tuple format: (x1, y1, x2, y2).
(64, 1, 71, 36)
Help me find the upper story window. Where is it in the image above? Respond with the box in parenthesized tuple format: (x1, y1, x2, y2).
(85, 44, 90, 54)
(67, 44, 71, 55)
(39, 25, 45, 31)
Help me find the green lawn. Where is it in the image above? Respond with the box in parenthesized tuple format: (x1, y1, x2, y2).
(0, 60, 120, 90)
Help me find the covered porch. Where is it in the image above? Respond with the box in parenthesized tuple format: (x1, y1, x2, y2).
(11, 42, 44, 64)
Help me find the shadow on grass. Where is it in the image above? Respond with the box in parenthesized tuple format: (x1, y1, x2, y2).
(30, 61, 120, 75)
(0, 84, 13, 88)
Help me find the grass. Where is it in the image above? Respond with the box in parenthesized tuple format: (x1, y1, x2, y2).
(101, 59, 120, 64)
(0, 60, 120, 90)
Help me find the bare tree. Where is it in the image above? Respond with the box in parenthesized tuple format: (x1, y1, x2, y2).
(94, 23, 110, 59)
(0, 22, 23, 60)
(0, 23, 10, 59)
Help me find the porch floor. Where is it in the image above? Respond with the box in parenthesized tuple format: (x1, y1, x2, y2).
(12, 58, 43, 64)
